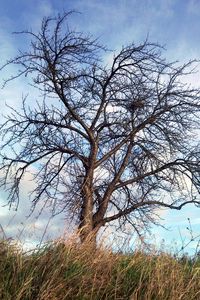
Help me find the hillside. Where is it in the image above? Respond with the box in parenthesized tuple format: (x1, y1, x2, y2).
(0, 238, 200, 299)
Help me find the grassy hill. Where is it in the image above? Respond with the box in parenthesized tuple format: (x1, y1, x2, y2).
(0, 238, 200, 300)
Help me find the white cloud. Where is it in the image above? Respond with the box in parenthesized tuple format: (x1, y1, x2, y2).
(0, 164, 66, 249)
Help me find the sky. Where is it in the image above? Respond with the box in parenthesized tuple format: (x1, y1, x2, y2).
(1, 0, 200, 254)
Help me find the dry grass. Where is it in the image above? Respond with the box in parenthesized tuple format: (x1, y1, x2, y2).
(0, 237, 200, 300)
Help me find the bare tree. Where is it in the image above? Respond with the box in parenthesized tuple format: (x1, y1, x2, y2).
(1, 12, 200, 244)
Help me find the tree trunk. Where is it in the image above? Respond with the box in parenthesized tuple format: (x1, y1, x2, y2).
(79, 225, 97, 245)
(78, 141, 99, 246)
(78, 182, 97, 247)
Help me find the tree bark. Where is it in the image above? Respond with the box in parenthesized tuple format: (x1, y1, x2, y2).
(78, 177, 97, 246)
(78, 139, 99, 245)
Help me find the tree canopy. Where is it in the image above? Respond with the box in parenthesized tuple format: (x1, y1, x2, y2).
(1, 12, 200, 243)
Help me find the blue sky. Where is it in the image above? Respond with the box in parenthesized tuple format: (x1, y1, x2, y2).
(1, 0, 200, 253)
